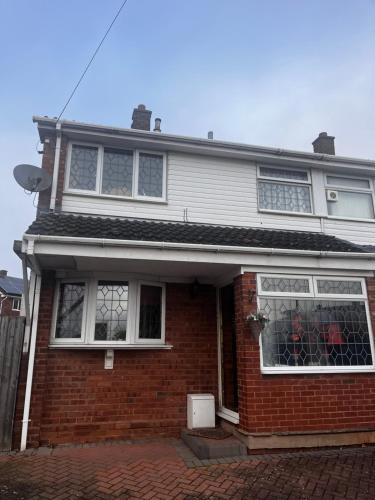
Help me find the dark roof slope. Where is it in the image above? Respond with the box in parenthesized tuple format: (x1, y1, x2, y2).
(25, 213, 367, 254)
(0, 275, 23, 296)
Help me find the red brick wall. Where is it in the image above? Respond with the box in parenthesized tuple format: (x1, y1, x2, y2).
(234, 273, 375, 435)
(0, 296, 21, 317)
(25, 274, 218, 446)
(37, 134, 68, 213)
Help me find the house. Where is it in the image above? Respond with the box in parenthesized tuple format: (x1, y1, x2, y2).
(0, 270, 23, 317)
(14, 104, 375, 451)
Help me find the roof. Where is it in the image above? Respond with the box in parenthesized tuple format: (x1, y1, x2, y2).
(0, 275, 23, 296)
(26, 213, 367, 254)
(33, 116, 375, 170)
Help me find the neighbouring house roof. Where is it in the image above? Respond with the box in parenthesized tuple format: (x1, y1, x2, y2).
(26, 213, 368, 254)
(0, 275, 23, 296)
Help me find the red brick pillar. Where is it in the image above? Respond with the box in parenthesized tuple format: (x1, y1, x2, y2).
(233, 272, 259, 433)
(27, 271, 55, 447)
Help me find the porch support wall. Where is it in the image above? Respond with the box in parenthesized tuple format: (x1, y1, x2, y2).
(234, 272, 375, 439)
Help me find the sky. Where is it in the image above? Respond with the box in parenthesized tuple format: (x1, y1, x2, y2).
(1, 0, 375, 276)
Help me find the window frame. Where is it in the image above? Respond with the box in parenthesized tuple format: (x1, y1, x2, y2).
(50, 279, 89, 345)
(258, 274, 314, 298)
(324, 173, 375, 221)
(65, 142, 167, 202)
(257, 165, 313, 215)
(12, 297, 21, 311)
(135, 281, 166, 344)
(50, 278, 166, 348)
(257, 273, 375, 374)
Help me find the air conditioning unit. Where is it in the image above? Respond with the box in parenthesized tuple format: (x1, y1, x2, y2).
(326, 189, 339, 202)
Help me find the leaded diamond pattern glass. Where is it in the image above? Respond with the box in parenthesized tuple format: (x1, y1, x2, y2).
(69, 145, 98, 191)
(258, 181, 311, 213)
(138, 153, 163, 197)
(56, 283, 85, 339)
(259, 167, 308, 182)
(95, 281, 128, 341)
(261, 277, 310, 294)
(317, 280, 362, 295)
(102, 149, 133, 196)
(260, 298, 372, 367)
(139, 285, 162, 339)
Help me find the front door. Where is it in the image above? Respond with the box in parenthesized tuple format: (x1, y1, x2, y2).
(218, 284, 239, 421)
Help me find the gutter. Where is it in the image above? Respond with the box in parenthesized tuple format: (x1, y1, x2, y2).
(32, 116, 375, 170)
(23, 233, 375, 260)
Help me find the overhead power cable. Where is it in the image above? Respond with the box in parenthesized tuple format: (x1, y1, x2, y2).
(57, 0, 129, 122)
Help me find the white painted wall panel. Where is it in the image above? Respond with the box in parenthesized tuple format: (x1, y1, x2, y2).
(61, 151, 375, 245)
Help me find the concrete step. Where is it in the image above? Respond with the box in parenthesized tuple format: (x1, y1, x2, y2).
(181, 429, 247, 459)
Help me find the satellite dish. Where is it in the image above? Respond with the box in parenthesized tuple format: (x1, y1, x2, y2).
(13, 164, 52, 192)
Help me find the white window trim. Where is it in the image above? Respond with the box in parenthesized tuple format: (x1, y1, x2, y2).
(135, 281, 166, 344)
(313, 276, 366, 299)
(258, 165, 311, 184)
(324, 173, 375, 221)
(64, 142, 167, 202)
(50, 279, 89, 344)
(257, 273, 375, 374)
(50, 278, 166, 348)
(257, 165, 313, 215)
(12, 297, 21, 311)
(257, 274, 314, 298)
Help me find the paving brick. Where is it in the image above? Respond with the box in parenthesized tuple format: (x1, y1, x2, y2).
(0, 439, 375, 499)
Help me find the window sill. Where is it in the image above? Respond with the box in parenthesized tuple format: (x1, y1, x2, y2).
(261, 366, 375, 375)
(49, 343, 173, 350)
(326, 215, 375, 223)
(258, 209, 318, 218)
(63, 190, 168, 205)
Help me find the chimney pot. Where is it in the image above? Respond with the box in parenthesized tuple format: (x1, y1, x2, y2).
(153, 118, 161, 132)
(0, 270, 8, 277)
(312, 131, 335, 155)
(208, 131, 214, 140)
(131, 104, 152, 131)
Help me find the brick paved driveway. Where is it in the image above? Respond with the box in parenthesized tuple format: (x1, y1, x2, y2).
(0, 439, 374, 499)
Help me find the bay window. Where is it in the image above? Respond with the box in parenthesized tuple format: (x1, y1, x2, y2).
(258, 275, 374, 373)
(66, 144, 166, 201)
(325, 175, 374, 219)
(51, 279, 165, 347)
(258, 166, 312, 214)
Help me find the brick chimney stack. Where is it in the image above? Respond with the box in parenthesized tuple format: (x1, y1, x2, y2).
(312, 132, 335, 155)
(131, 104, 152, 131)
(0, 270, 8, 277)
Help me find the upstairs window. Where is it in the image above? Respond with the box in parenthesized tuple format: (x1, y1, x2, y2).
(325, 175, 374, 219)
(258, 166, 312, 214)
(258, 274, 374, 373)
(66, 144, 166, 201)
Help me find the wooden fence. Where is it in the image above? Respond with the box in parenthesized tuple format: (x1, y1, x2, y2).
(0, 316, 25, 451)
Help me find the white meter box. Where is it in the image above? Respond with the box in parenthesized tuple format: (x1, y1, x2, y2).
(187, 394, 215, 429)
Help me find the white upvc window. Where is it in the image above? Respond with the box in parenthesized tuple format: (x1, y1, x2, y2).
(257, 274, 375, 374)
(65, 143, 167, 202)
(257, 165, 312, 214)
(12, 297, 21, 311)
(51, 278, 166, 347)
(325, 174, 375, 220)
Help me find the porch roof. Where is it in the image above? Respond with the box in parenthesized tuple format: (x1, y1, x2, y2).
(26, 212, 366, 254)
